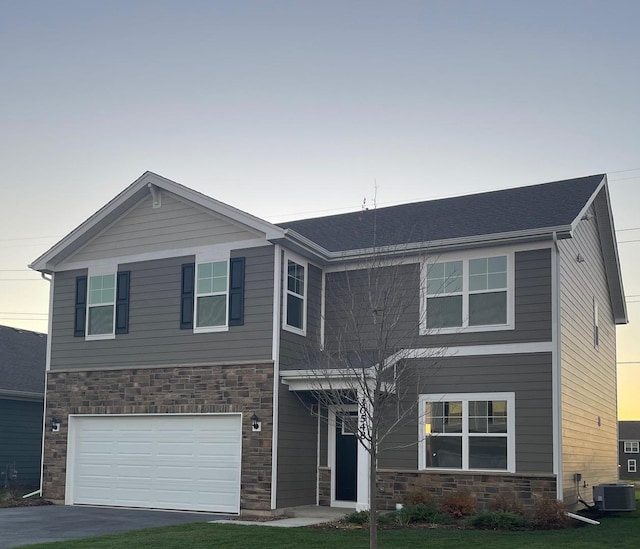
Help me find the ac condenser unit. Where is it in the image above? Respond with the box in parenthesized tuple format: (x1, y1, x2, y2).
(593, 484, 637, 512)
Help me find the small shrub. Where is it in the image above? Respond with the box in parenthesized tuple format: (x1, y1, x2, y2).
(341, 510, 369, 524)
(403, 486, 434, 506)
(491, 493, 525, 515)
(531, 499, 570, 529)
(442, 489, 476, 517)
(377, 512, 400, 526)
(398, 503, 452, 525)
(469, 511, 529, 530)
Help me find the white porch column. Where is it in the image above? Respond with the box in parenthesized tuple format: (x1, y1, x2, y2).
(356, 392, 371, 511)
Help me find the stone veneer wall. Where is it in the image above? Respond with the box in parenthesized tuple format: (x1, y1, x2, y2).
(376, 469, 557, 511)
(318, 467, 331, 506)
(44, 362, 274, 511)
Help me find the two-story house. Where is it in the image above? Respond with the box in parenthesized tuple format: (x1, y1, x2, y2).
(30, 172, 626, 514)
(619, 421, 640, 480)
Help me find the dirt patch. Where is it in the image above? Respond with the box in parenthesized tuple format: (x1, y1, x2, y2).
(0, 493, 54, 509)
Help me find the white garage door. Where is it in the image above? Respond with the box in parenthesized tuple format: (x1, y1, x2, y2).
(67, 414, 242, 513)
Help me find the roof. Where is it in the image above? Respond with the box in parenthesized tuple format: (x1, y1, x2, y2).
(0, 325, 46, 398)
(278, 174, 606, 252)
(619, 421, 640, 439)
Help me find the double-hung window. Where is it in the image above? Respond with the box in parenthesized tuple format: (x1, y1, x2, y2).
(195, 260, 229, 331)
(423, 253, 511, 333)
(624, 441, 639, 453)
(284, 253, 307, 335)
(629, 459, 637, 473)
(419, 392, 515, 472)
(87, 274, 116, 337)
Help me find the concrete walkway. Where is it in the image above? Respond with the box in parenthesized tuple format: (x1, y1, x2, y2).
(210, 505, 348, 527)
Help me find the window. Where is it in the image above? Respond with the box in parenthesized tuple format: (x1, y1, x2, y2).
(284, 255, 306, 335)
(419, 393, 515, 472)
(624, 441, 639, 453)
(87, 273, 116, 337)
(195, 260, 228, 330)
(629, 459, 637, 473)
(423, 253, 511, 333)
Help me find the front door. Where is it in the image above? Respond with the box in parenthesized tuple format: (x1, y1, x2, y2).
(334, 411, 358, 502)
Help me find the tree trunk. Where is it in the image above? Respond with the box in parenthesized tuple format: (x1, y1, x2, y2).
(369, 448, 378, 549)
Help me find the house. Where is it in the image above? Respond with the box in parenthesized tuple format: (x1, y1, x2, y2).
(29, 171, 626, 514)
(619, 421, 640, 480)
(0, 325, 46, 489)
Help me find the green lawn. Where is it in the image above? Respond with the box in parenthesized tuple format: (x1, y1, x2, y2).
(21, 505, 640, 549)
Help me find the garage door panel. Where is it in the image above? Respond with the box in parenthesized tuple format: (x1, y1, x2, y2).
(70, 415, 242, 513)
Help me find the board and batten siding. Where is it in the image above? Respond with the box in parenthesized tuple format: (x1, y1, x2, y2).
(558, 203, 618, 506)
(69, 191, 263, 263)
(0, 398, 44, 487)
(276, 385, 318, 507)
(321, 248, 552, 355)
(49, 246, 274, 369)
(378, 353, 553, 474)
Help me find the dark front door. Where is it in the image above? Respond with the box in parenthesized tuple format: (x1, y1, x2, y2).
(335, 412, 358, 502)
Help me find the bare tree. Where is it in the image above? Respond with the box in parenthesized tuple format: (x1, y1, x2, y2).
(296, 249, 444, 549)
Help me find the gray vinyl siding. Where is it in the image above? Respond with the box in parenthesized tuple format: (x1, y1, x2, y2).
(279, 262, 323, 370)
(321, 248, 552, 356)
(49, 246, 274, 369)
(70, 192, 261, 263)
(558, 203, 618, 505)
(276, 384, 318, 507)
(378, 353, 554, 474)
(618, 441, 640, 479)
(0, 398, 44, 487)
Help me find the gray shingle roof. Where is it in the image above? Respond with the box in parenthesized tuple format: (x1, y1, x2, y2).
(0, 325, 46, 395)
(619, 421, 640, 440)
(279, 174, 604, 252)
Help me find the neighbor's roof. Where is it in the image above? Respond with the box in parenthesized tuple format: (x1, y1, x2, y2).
(0, 325, 46, 398)
(619, 421, 640, 440)
(278, 174, 606, 253)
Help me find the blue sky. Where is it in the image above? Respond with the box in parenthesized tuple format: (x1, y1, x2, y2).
(1, 1, 639, 417)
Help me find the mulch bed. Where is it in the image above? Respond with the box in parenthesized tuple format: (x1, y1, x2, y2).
(0, 495, 54, 508)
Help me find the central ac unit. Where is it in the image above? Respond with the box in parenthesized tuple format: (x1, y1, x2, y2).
(593, 484, 637, 512)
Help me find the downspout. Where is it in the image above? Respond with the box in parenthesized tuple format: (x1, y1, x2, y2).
(24, 272, 53, 499)
(270, 245, 282, 510)
(552, 233, 564, 502)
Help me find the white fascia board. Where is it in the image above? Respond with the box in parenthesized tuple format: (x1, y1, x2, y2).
(29, 171, 286, 273)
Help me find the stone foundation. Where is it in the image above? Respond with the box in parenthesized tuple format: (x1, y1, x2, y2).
(44, 362, 274, 511)
(376, 469, 557, 511)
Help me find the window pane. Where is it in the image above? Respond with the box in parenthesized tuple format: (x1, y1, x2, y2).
(287, 294, 303, 329)
(288, 261, 304, 295)
(212, 261, 227, 277)
(469, 437, 507, 469)
(488, 272, 507, 289)
(488, 256, 507, 273)
(197, 295, 226, 327)
(88, 305, 114, 335)
(88, 274, 115, 305)
(469, 416, 488, 434)
(469, 292, 507, 326)
(427, 296, 462, 329)
(425, 436, 462, 468)
(427, 261, 462, 295)
(469, 274, 486, 292)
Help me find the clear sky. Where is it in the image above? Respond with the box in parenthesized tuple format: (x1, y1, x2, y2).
(1, 1, 639, 418)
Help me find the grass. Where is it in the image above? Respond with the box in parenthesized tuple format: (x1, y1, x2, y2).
(18, 505, 639, 549)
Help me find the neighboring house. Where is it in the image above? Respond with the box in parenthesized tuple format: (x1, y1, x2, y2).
(619, 421, 640, 480)
(29, 172, 626, 514)
(0, 325, 46, 489)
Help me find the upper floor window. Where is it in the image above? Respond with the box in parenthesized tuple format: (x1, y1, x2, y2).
(624, 441, 639, 453)
(421, 253, 512, 334)
(419, 392, 515, 473)
(284, 254, 307, 335)
(629, 459, 637, 473)
(195, 260, 228, 330)
(88, 274, 116, 336)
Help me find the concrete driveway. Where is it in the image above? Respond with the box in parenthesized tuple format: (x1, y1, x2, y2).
(0, 505, 228, 548)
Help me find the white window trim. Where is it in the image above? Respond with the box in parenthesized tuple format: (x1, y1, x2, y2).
(419, 250, 515, 335)
(418, 392, 516, 473)
(624, 441, 639, 453)
(283, 251, 307, 336)
(85, 267, 117, 341)
(628, 459, 637, 473)
(194, 254, 230, 334)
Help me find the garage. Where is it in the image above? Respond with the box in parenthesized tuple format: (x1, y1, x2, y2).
(66, 414, 242, 514)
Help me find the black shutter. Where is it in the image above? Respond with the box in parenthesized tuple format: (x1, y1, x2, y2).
(74, 276, 88, 337)
(181, 263, 195, 329)
(115, 271, 130, 334)
(229, 257, 245, 326)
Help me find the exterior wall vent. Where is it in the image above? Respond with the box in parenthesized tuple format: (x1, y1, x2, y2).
(593, 484, 637, 511)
